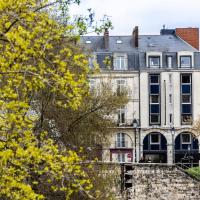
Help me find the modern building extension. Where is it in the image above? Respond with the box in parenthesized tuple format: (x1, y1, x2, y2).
(81, 26, 200, 165)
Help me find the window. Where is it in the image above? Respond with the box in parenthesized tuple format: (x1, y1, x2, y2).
(181, 74, 192, 124)
(116, 133, 126, 148)
(181, 133, 191, 144)
(149, 74, 160, 125)
(150, 133, 160, 144)
(88, 56, 95, 68)
(169, 94, 172, 104)
(180, 56, 191, 68)
(169, 114, 172, 124)
(118, 107, 126, 124)
(117, 153, 125, 162)
(150, 95, 159, 103)
(116, 79, 126, 95)
(167, 56, 172, 68)
(114, 55, 127, 70)
(149, 56, 160, 67)
(89, 79, 96, 92)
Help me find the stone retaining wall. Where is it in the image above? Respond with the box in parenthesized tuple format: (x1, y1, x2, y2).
(124, 164, 200, 200)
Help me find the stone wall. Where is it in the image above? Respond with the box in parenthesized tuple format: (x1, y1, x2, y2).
(124, 164, 200, 200)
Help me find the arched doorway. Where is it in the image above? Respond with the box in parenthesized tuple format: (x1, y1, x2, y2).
(143, 132, 167, 163)
(175, 132, 199, 166)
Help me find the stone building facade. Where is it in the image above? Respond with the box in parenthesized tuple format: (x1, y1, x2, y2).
(81, 26, 200, 165)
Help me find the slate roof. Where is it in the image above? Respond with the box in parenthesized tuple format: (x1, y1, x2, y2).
(81, 34, 198, 53)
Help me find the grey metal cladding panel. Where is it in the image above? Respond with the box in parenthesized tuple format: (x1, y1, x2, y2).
(162, 52, 177, 69)
(194, 52, 200, 69)
(96, 53, 112, 69)
(139, 52, 146, 69)
(128, 53, 139, 70)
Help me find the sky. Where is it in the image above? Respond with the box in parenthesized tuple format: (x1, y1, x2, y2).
(70, 0, 200, 35)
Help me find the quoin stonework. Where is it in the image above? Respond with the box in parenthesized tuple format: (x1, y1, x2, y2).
(81, 26, 200, 165)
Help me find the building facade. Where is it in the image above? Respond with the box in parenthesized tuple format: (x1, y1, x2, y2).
(81, 27, 200, 165)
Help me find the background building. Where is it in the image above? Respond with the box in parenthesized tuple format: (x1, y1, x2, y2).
(81, 26, 200, 165)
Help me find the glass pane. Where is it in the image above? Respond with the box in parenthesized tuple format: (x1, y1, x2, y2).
(182, 95, 191, 103)
(151, 105, 159, 113)
(182, 104, 191, 114)
(150, 95, 159, 103)
(182, 114, 192, 124)
(180, 56, 191, 67)
(182, 85, 191, 94)
(182, 75, 191, 83)
(150, 75, 159, 83)
(150, 85, 159, 94)
(151, 134, 159, 143)
(149, 57, 160, 66)
(167, 56, 172, 68)
(182, 134, 191, 143)
(150, 114, 159, 123)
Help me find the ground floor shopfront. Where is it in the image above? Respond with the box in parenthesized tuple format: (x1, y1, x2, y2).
(104, 127, 200, 165)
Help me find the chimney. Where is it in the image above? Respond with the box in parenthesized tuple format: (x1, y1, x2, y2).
(132, 26, 139, 48)
(104, 29, 109, 50)
(175, 27, 199, 50)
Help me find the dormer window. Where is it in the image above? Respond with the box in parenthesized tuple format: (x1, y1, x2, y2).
(178, 52, 193, 68)
(149, 56, 160, 67)
(113, 53, 127, 70)
(180, 56, 191, 68)
(146, 52, 162, 68)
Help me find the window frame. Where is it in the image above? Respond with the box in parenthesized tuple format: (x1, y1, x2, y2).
(150, 133, 160, 145)
(181, 133, 191, 144)
(148, 56, 161, 68)
(180, 74, 192, 125)
(113, 54, 127, 70)
(117, 107, 126, 125)
(180, 56, 192, 68)
(149, 74, 161, 125)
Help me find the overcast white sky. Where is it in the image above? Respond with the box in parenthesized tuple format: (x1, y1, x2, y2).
(70, 0, 200, 35)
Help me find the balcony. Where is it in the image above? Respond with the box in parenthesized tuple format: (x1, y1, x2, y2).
(116, 119, 137, 127)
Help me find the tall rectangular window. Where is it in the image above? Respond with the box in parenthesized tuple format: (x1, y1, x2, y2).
(116, 133, 125, 147)
(181, 74, 192, 124)
(118, 107, 126, 125)
(149, 74, 160, 125)
(167, 56, 172, 68)
(116, 79, 126, 95)
(114, 55, 127, 70)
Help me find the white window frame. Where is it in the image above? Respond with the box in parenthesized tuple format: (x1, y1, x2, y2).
(116, 79, 126, 95)
(177, 51, 194, 68)
(116, 133, 126, 148)
(150, 133, 160, 145)
(117, 153, 125, 163)
(113, 53, 127, 70)
(117, 107, 126, 125)
(146, 52, 162, 68)
(167, 56, 172, 68)
(181, 133, 191, 144)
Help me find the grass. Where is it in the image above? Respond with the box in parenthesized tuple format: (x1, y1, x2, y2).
(186, 167, 200, 179)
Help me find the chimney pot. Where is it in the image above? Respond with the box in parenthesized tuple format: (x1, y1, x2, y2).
(104, 29, 109, 49)
(132, 26, 139, 48)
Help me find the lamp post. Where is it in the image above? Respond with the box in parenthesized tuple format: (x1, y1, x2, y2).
(171, 127, 175, 164)
(133, 119, 138, 163)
